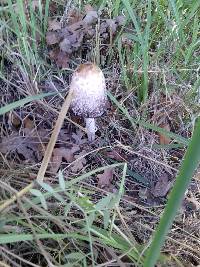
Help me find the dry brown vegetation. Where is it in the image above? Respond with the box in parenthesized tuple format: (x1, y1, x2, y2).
(0, 0, 200, 266)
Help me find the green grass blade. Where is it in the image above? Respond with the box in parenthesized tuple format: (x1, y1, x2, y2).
(122, 0, 143, 47)
(0, 232, 90, 244)
(143, 117, 200, 267)
(0, 92, 56, 115)
(43, 0, 50, 33)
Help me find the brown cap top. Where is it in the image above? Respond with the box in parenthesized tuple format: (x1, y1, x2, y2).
(70, 63, 107, 118)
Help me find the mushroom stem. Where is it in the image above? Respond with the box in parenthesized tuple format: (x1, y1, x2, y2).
(85, 118, 96, 142)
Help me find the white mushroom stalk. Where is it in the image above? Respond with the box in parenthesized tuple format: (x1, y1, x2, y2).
(70, 63, 107, 141)
(85, 118, 96, 142)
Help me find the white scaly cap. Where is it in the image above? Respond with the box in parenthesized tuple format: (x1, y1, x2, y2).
(70, 63, 107, 141)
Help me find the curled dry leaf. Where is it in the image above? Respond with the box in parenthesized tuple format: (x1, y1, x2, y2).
(67, 9, 83, 25)
(71, 150, 87, 173)
(23, 117, 34, 130)
(49, 48, 69, 68)
(59, 38, 72, 53)
(151, 173, 172, 197)
(97, 168, 114, 188)
(50, 144, 80, 173)
(46, 6, 125, 68)
(72, 130, 87, 145)
(46, 32, 61, 45)
(0, 131, 45, 163)
(82, 10, 98, 25)
(158, 122, 171, 145)
(84, 4, 95, 13)
(48, 18, 62, 31)
(106, 19, 117, 33)
(9, 113, 21, 127)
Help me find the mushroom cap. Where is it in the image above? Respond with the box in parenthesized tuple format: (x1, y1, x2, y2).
(70, 62, 107, 118)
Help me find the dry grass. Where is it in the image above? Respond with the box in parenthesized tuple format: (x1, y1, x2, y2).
(0, 0, 200, 266)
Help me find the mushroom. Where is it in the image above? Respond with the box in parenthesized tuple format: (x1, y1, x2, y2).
(70, 62, 107, 141)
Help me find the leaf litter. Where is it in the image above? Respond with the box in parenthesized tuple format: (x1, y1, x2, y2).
(0, 115, 88, 173)
(46, 5, 125, 68)
(97, 168, 114, 189)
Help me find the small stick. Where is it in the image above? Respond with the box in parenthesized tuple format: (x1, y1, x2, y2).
(36, 88, 74, 182)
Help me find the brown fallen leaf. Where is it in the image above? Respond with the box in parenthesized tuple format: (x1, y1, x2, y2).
(46, 31, 60, 45)
(50, 145, 80, 173)
(0, 132, 44, 162)
(23, 117, 34, 130)
(72, 130, 87, 145)
(158, 123, 171, 145)
(97, 168, 114, 188)
(9, 112, 21, 128)
(151, 173, 172, 197)
(67, 8, 83, 25)
(106, 19, 117, 34)
(82, 10, 98, 25)
(71, 150, 87, 173)
(84, 4, 95, 13)
(49, 48, 69, 68)
(48, 18, 61, 31)
(55, 51, 69, 68)
(59, 38, 73, 53)
(46, 7, 125, 68)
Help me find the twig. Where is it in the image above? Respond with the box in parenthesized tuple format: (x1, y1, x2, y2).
(36, 88, 74, 182)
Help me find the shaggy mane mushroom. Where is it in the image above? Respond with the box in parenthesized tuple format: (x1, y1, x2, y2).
(70, 63, 107, 141)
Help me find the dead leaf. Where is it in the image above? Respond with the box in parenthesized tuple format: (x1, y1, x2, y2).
(97, 168, 114, 188)
(48, 18, 61, 31)
(184, 195, 200, 212)
(67, 9, 83, 25)
(84, 4, 95, 13)
(59, 38, 72, 53)
(49, 1, 58, 13)
(0, 132, 44, 162)
(46, 8, 125, 67)
(158, 123, 171, 145)
(151, 173, 172, 197)
(50, 145, 80, 173)
(49, 47, 59, 59)
(55, 51, 69, 68)
(116, 15, 126, 26)
(49, 48, 69, 68)
(9, 113, 21, 128)
(23, 117, 34, 130)
(46, 31, 60, 45)
(72, 130, 87, 145)
(71, 150, 87, 173)
(82, 11, 98, 25)
(106, 19, 117, 34)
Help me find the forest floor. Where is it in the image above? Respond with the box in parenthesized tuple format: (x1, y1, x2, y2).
(0, 1, 200, 266)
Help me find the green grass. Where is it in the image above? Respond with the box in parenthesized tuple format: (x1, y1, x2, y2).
(144, 117, 200, 267)
(0, 0, 200, 266)
(0, 91, 57, 115)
